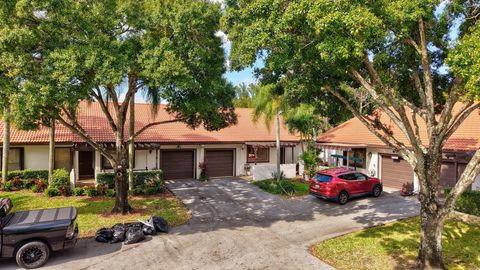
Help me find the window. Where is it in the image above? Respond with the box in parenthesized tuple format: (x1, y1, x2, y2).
(338, 173, 356, 181)
(101, 154, 113, 170)
(247, 146, 269, 163)
(55, 148, 71, 171)
(342, 148, 367, 168)
(313, 174, 333, 183)
(0, 148, 23, 171)
(354, 173, 368, 180)
(101, 150, 134, 170)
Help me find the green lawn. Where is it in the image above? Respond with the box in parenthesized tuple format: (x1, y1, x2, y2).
(253, 179, 310, 197)
(0, 191, 190, 238)
(311, 217, 480, 270)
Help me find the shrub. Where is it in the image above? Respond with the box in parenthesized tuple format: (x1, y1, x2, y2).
(278, 179, 295, 196)
(73, 187, 85, 196)
(23, 169, 49, 180)
(198, 161, 208, 182)
(445, 188, 480, 216)
(299, 146, 322, 178)
(22, 179, 36, 189)
(96, 173, 115, 188)
(7, 170, 49, 181)
(144, 187, 157, 195)
(49, 169, 71, 196)
(45, 187, 60, 197)
(3, 181, 13, 191)
(10, 177, 23, 189)
(105, 189, 115, 197)
(34, 179, 47, 192)
(84, 187, 97, 197)
(96, 183, 108, 196)
(96, 170, 164, 192)
(6, 170, 23, 180)
(271, 171, 286, 181)
(31, 186, 39, 193)
(130, 187, 143, 196)
(49, 169, 70, 188)
(254, 179, 295, 196)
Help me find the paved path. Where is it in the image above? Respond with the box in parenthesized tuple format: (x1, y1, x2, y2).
(0, 179, 419, 270)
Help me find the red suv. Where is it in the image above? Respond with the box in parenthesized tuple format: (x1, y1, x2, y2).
(309, 168, 383, 204)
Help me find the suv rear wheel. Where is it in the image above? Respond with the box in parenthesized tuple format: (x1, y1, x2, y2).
(372, 185, 382, 197)
(337, 191, 349, 205)
(16, 241, 50, 269)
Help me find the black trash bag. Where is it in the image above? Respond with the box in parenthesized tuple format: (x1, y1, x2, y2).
(148, 216, 169, 233)
(110, 223, 127, 243)
(142, 225, 156, 236)
(95, 228, 114, 243)
(124, 225, 145, 245)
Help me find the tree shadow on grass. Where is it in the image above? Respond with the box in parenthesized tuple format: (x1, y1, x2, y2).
(0, 191, 184, 269)
(353, 217, 480, 269)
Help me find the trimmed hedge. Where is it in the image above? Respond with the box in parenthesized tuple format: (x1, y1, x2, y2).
(7, 169, 49, 181)
(445, 188, 480, 216)
(96, 170, 164, 190)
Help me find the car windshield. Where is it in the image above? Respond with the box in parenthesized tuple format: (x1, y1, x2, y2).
(313, 174, 333, 182)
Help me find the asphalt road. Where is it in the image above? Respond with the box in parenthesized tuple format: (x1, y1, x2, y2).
(0, 178, 419, 270)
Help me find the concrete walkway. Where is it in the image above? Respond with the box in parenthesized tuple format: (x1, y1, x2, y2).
(0, 178, 419, 270)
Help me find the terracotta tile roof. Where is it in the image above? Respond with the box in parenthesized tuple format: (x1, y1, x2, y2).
(0, 123, 72, 144)
(317, 103, 480, 152)
(1, 101, 299, 145)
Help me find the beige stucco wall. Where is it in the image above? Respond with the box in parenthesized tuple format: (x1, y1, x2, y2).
(23, 145, 49, 170)
(18, 142, 301, 182)
(134, 149, 158, 170)
(473, 175, 480, 191)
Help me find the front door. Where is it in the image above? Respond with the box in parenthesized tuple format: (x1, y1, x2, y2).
(79, 151, 94, 179)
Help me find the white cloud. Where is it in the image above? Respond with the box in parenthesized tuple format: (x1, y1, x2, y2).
(215, 31, 232, 70)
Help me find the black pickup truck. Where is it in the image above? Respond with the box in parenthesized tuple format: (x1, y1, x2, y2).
(0, 198, 78, 269)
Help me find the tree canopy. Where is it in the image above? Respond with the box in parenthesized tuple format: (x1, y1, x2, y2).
(223, 0, 480, 268)
(0, 0, 237, 213)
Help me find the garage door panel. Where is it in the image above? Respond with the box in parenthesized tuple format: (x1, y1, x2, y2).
(205, 150, 234, 177)
(161, 150, 194, 180)
(440, 163, 456, 188)
(381, 155, 414, 189)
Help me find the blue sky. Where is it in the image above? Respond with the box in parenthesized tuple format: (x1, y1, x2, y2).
(218, 31, 263, 86)
(133, 31, 258, 102)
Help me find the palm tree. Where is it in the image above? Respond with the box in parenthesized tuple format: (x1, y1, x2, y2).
(284, 104, 331, 153)
(48, 118, 55, 182)
(2, 103, 10, 183)
(252, 84, 286, 182)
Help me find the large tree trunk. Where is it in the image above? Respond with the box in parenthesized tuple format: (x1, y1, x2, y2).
(48, 119, 55, 181)
(112, 156, 131, 214)
(2, 105, 10, 183)
(418, 208, 445, 270)
(275, 110, 281, 182)
(112, 127, 132, 214)
(128, 95, 135, 191)
(415, 152, 446, 270)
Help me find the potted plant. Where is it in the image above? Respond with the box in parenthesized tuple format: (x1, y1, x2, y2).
(401, 182, 414, 196)
(199, 161, 208, 182)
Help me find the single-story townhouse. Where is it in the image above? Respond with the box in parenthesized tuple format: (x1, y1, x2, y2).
(0, 102, 302, 185)
(317, 104, 480, 192)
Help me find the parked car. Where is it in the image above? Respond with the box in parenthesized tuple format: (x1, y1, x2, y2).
(0, 198, 78, 269)
(309, 168, 382, 204)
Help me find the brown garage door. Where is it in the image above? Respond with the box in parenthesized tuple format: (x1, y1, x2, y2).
(205, 149, 234, 177)
(161, 150, 194, 180)
(440, 162, 457, 188)
(381, 155, 414, 189)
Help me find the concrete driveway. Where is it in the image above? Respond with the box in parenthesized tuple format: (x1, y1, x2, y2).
(0, 178, 419, 270)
